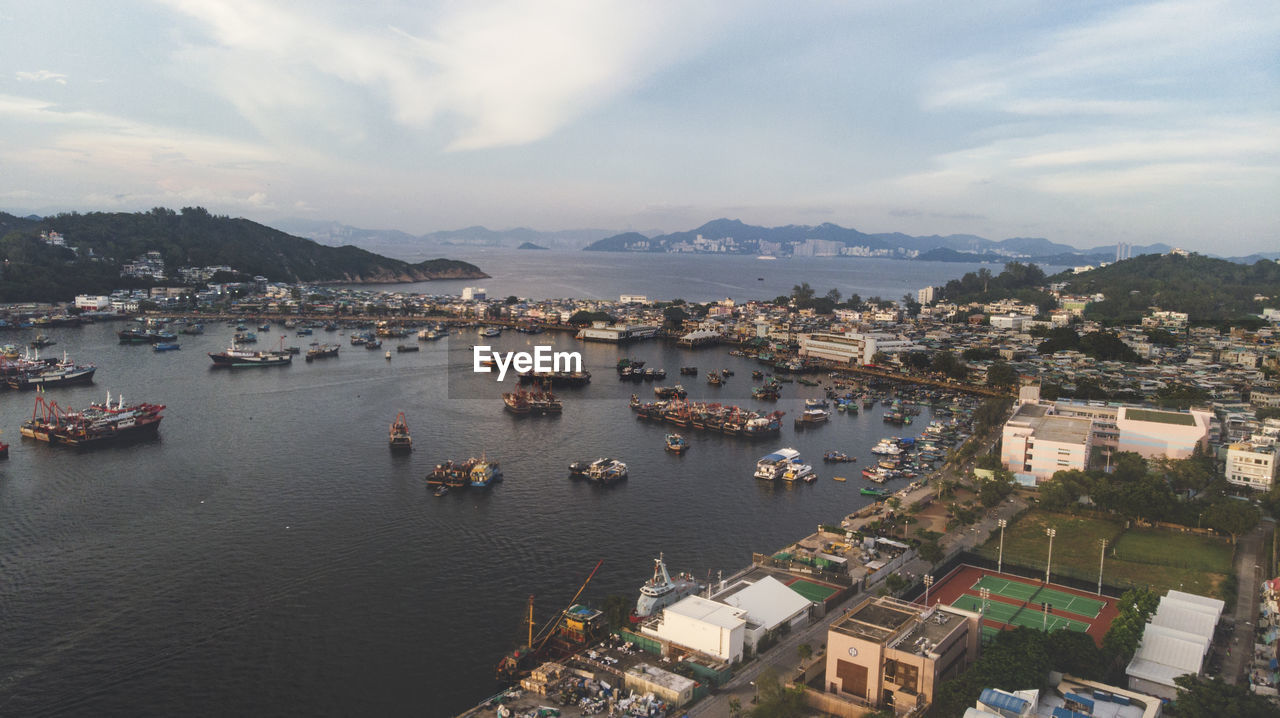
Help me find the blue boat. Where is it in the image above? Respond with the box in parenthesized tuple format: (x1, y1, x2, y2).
(153, 342, 181, 352)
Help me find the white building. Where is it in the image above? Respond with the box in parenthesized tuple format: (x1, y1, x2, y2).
(461, 287, 486, 301)
(990, 313, 1033, 331)
(1225, 440, 1278, 491)
(619, 294, 648, 304)
(798, 332, 915, 365)
(642, 595, 747, 663)
(74, 295, 111, 311)
(917, 286, 936, 305)
(1126, 591, 1223, 701)
(1000, 403, 1093, 484)
(716, 576, 813, 651)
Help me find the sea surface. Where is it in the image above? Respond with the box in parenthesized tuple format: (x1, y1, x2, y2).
(365, 249, 1052, 303)
(0, 255, 1023, 717)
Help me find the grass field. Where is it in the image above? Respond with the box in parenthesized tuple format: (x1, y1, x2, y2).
(976, 509, 1234, 599)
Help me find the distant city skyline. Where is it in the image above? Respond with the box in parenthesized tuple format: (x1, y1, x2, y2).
(2, 1, 1277, 252)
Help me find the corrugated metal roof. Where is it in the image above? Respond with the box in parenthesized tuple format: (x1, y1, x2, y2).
(977, 687, 1029, 716)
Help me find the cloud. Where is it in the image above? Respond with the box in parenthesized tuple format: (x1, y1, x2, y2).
(160, 0, 715, 151)
(15, 70, 67, 85)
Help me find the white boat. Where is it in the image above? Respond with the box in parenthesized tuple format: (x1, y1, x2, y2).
(633, 554, 700, 621)
(870, 439, 902, 456)
(586, 457, 628, 484)
(797, 408, 830, 424)
(781, 460, 816, 483)
(754, 448, 801, 480)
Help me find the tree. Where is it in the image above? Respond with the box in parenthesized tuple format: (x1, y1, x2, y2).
(931, 350, 969, 380)
(567, 310, 610, 325)
(790, 282, 815, 303)
(1203, 499, 1260, 543)
(974, 396, 1014, 430)
(986, 361, 1018, 388)
(1173, 674, 1278, 718)
(728, 697, 743, 717)
(1047, 629, 1105, 680)
(662, 304, 690, 328)
(749, 666, 808, 718)
(797, 643, 812, 661)
(824, 288, 842, 304)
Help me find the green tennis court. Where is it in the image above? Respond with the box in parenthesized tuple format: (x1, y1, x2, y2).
(950, 594, 1022, 624)
(786, 578, 839, 602)
(951, 594, 1090, 633)
(971, 575, 1103, 618)
(1032, 587, 1104, 618)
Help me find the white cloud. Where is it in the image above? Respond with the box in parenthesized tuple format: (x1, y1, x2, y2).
(15, 70, 67, 85)
(160, 0, 714, 151)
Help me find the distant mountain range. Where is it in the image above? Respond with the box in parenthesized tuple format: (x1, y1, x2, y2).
(584, 218, 1181, 265)
(272, 218, 621, 260)
(267, 216, 1279, 266)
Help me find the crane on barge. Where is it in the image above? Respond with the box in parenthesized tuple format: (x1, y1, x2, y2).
(496, 559, 605, 682)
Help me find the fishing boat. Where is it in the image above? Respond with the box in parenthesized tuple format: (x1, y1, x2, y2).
(433, 485, 449, 497)
(631, 554, 700, 622)
(706, 371, 722, 386)
(304, 344, 340, 361)
(585, 458, 627, 484)
(6, 354, 96, 390)
(754, 448, 801, 480)
(568, 460, 592, 478)
(209, 344, 292, 368)
(417, 328, 442, 341)
(20, 391, 165, 448)
(860, 487, 888, 497)
(679, 366, 698, 376)
(664, 433, 688, 453)
(516, 370, 591, 387)
(29, 334, 55, 348)
(427, 458, 480, 487)
(470, 458, 503, 487)
(823, 450, 855, 462)
(396, 344, 419, 353)
(233, 331, 257, 344)
(389, 412, 412, 452)
(654, 384, 687, 399)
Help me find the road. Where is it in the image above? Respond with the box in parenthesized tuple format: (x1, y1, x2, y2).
(1221, 519, 1271, 685)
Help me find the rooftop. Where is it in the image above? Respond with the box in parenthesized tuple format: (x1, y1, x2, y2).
(1122, 408, 1198, 426)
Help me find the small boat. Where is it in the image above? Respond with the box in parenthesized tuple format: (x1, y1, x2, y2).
(754, 448, 801, 480)
(259, 323, 271, 331)
(470, 458, 503, 487)
(29, 334, 55, 348)
(832, 475, 847, 482)
(305, 344, 340, 361)
(396, 344, 419, 353)
(665, 433, 688, 453)
(679, 367, 698, 376)
(385, 350, 392, 361)
(823, 450, 855, 463)
(861, 487, 888, 497)
(721, 369, 734, 377)
(781, 461, 816, 483)
(389, 412, 412, 452)
(707, 371, 722, 386)
(152, 342, 181, 352)
(568, 461, 592, 478)
(433, 485, 449, 497)
(795, 408, 830, 425)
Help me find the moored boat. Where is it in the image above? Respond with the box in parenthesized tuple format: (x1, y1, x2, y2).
(470, 458, 503, 487)
(781, 461, 816, 483)
(585, 457, 627, 484)
(754, 448, 801, 480)
(664, 433, 688, 453)
(153, 342, 181, 352)
(209, 344, 292, 368)
(305, 344, 340, 361)
(389, 412, 412, 452)
(631, 554, 700, 622)
(20, 391, 164, 448)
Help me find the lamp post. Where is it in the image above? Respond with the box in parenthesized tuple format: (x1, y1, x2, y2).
(996, 518, 1007, 574)
(924, 574, 934, 607)
(1097, 538, 1108, 596)
(1044, 528, 1057, 584)
(979, 586, 991, 638)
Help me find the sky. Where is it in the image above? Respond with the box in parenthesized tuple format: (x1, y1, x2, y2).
(1, 0, 1278, 252)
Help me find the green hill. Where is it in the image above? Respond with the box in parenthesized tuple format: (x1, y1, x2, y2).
(0, 207, 487, 302)
(1060, 252, 1280, 321)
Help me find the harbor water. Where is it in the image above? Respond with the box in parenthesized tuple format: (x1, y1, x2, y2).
(0, 321, 952, 716)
